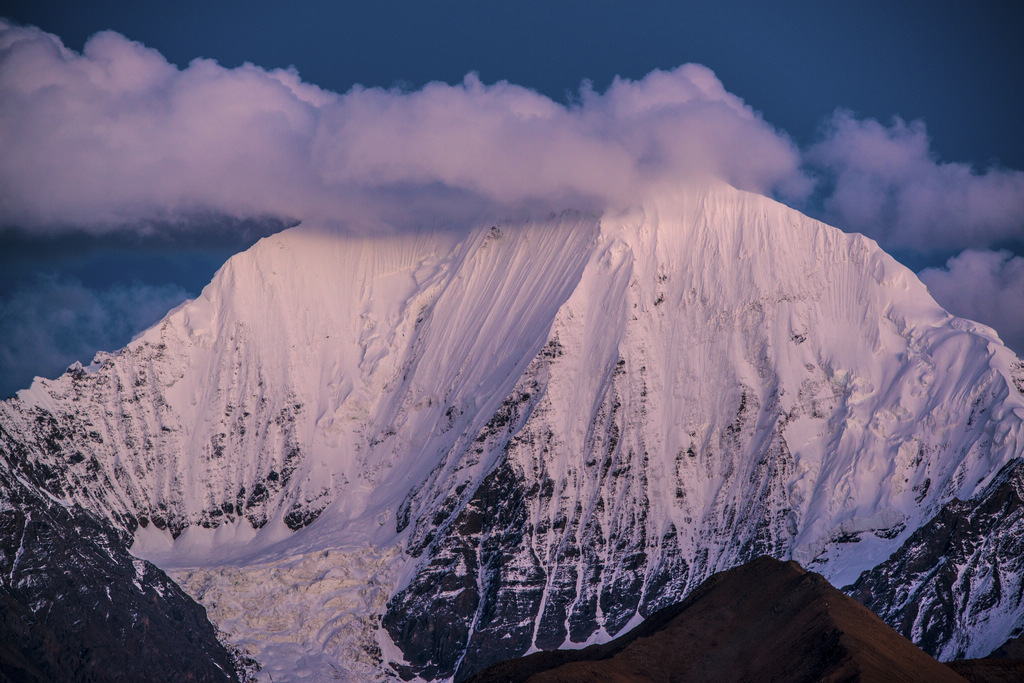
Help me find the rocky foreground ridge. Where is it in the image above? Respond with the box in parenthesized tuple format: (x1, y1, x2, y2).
(469, 556, 975, 683)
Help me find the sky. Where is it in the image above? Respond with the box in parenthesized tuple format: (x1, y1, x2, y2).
(1, 1, 1023, 397)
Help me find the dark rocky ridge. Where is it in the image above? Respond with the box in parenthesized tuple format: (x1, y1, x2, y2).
(946, 634, 1024, 682)
(947, 659, 1024, 683)
(468, 556, 967, 683)
(988, 634, 1024, 659)
(848, 459, 1024, 661)
(0, 438, 240, 683)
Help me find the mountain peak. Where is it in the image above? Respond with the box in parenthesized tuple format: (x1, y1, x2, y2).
(2, 183, 1023, 679)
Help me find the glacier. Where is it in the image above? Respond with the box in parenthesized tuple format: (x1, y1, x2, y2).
(2, 181, 1023, 680)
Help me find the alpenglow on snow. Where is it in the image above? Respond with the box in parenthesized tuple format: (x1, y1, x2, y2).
(2, 182, 1023, 681)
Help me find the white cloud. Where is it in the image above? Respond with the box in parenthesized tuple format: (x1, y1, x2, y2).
(808, 110, 1024, 251)
(0, 20, 808, 234)
(919, 250, 1024, 355)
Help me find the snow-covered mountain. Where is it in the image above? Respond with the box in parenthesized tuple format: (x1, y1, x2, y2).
(2, 182, 1023, 681)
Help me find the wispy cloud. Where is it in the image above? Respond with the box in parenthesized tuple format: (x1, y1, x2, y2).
(0, 20, 807, 234)
(0, 274, 189, 397)
(807, 110, 1024, 252)
(919, 250, 1024, 355)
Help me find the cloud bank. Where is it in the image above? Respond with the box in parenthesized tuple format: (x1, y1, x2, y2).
(0, 20, 807, 234)
(3, 20, 1023, 248)
(3, 21, 1020, 251)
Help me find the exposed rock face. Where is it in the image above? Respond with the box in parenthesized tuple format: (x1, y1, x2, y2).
(384, 459, 540, 681)
(848, 459, 1024, 661)
(468, 556, 967, 683)
(0, 443, 239, 682)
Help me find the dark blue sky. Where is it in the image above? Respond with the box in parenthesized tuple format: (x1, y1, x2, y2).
(1, 1, 1023, 396)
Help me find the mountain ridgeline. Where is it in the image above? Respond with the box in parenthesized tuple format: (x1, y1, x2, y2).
(2, 182, 1023, 680)
(467, 556, 970, 683)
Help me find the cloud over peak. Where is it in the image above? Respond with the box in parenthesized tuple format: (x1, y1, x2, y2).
(2, 17, 1024, 390)
(0, 21, 807, 234)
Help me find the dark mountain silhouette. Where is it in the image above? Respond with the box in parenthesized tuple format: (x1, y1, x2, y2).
(468, 556, 967, 683)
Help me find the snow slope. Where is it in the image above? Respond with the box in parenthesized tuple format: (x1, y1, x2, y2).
(2, 181, 1022, 679)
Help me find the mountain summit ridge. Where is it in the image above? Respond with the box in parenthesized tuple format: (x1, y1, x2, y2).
(2, 182, 1023, 680)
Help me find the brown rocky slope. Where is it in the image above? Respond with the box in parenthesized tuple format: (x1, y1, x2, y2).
(468, 556, 969, 683)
